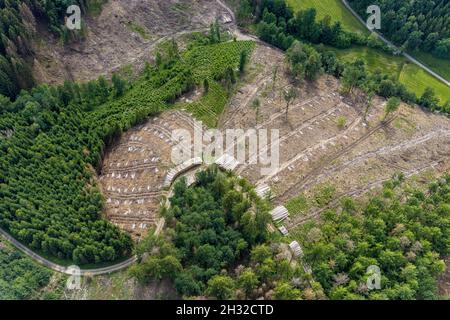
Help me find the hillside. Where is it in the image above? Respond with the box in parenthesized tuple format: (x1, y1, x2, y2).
(33, 0, 234, 85)
(0, 0, 448, 302)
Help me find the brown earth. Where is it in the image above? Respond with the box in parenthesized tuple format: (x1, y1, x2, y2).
(99, 42, 450, 242)
(67, 271, 178, 300)
(93, 16, 450, 297)
(220, 45, 450, 212)
(33, 0, 234, 85)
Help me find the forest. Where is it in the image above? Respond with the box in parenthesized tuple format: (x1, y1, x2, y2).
(0, 31, 253, 265)
(294, 174, 450, 300)
(0, 0, 105, 99)
(237, 0, 449, 114)
(348, 0, 450, 59)
(130, 166, 321, 300)
(238, 0, 391, 51)
(0, 1, 447, 300)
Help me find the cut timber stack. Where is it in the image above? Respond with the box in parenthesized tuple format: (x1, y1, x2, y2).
(270, 206, 289, 222)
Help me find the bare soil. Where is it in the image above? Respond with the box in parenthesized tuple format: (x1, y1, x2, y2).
(439, 259, 450, 298)
(21, 0, 449, 300)
(33, 0, 234, 85)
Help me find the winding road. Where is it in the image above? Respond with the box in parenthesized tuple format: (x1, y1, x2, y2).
(341, 0, 450, 87)
(0, 227, 137, 276)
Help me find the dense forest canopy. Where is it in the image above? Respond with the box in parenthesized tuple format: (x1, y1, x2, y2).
(348, 0, 450, 58)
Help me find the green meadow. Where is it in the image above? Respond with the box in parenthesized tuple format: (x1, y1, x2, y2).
(287, 0, 449, 103)
(332, 46, 450, 103)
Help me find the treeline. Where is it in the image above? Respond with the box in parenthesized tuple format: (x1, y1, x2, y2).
(130, 167, 324, 300)
(0, 36, 252, 265)
(298, 174, 450, 299)
(0, 0, 106, 99)
(238, 0, 449, 114)
(321, 51, 447, 114)
(0, 1, 36, 98)
(348, 0, 450, 58)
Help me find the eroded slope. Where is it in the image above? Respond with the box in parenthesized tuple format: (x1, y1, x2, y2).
(33, 0, 233, 85)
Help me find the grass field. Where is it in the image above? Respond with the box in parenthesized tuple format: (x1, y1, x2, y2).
(0, 236, 58, 300)
(288, 0, 450, 104)
(330, 45, 405, 75)
(410, 50, 450, 82)
(83, 271, 135, 300)
(286, 0, 368, 34)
